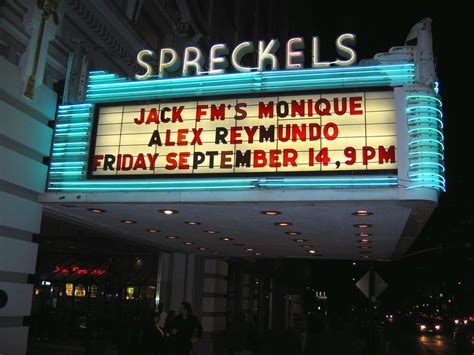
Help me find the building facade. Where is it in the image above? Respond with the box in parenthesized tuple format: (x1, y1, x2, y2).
(1, 1, 442, 353)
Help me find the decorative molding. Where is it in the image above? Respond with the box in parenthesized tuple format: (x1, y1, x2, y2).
(65, 0, 146, 73)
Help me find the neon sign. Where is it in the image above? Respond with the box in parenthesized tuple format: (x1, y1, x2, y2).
(135, 34, 357, 79)
(53, 265, 107, 276)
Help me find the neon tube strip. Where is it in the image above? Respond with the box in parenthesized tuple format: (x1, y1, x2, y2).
(406, 93, 445, 192)
(47, 64, 418, 192)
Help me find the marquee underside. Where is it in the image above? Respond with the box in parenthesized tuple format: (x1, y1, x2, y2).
(41, 195, 435, 260)
(42, 61, 443, 260)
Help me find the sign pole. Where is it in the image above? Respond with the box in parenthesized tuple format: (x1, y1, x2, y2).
(369, 261, 375, 355)
(355, 263, 388, 354)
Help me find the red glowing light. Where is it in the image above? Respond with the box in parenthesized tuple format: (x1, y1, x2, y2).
(53, 265, 107, 276)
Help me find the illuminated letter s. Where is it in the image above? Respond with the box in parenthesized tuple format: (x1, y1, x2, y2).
(335, 34, 357, 66)
(135, 50, 155, 80)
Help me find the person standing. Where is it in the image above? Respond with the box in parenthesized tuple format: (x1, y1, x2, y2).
(153, 303, 168, 354)
(172, 302, 203, 355)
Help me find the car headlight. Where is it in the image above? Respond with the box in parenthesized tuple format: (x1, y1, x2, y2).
(420, 325, 427, 331)
(435, 325, 441, 330)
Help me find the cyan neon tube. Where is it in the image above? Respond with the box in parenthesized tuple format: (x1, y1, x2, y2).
(47, 63, 435, 193)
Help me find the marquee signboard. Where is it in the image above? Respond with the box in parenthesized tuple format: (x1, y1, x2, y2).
(90, 89, 397, 178)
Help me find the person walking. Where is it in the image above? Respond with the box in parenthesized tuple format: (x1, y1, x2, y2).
(172, 302, 203, 355)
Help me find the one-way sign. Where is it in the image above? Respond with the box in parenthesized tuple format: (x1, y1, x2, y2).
(356, 271, 388, 301)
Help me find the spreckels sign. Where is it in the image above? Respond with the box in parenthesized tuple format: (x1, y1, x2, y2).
(135, 34, 357, 79)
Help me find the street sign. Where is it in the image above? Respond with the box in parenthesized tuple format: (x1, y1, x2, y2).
(356, 271, 388, 301)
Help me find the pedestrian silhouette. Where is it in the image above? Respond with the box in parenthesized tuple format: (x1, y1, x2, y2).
(172, 302, 203, 355)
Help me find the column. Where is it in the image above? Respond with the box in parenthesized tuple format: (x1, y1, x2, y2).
(0, 2, 57, 353)
(241, 272, 251, 314)
(157, 253, 228, 354)
(0, 67, 54, 354)
(201, 258, 227, 332)
(198, 258, 228, 355)
(19, 0, 60, 92)
(156, 252, 199, 314)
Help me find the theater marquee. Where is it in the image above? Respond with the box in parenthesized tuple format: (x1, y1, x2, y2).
(90, 90, 397, 177)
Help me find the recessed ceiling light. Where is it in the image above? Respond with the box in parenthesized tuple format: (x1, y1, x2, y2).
(255, 252, 264, 256)
(275, 222, 292, 227)
(245, 248, 255, 252)
(261, 210, 281, 216)
(355, 232, 373, 237)
(308, 250, 316, 254)
(121, 219, 136, 224)
(357, 239, 372, 244)
(159, 209, 178, 215)
(353, 224, 372, 228)
(351, 210, 373, 216)
(362, 255, 371, 259)
(146, 228, 159, 233)
(88, 208, 105, 213)
(166, 236, 178, 240)
(220, 237, 233, 241)
(185, 221, 201, 225)
(285, 231, 301, 236)
(198, 247, 208, 251)
(300, 245, 314, 249)
(184, 241, 194, 245)
(211, 251, 220, 255)
(294, 239, 307, 243)
(205, 230, 219, 234)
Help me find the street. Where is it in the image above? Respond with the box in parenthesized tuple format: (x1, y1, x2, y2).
(417, 335, 457, 355)
(389, 334, 459, 355)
